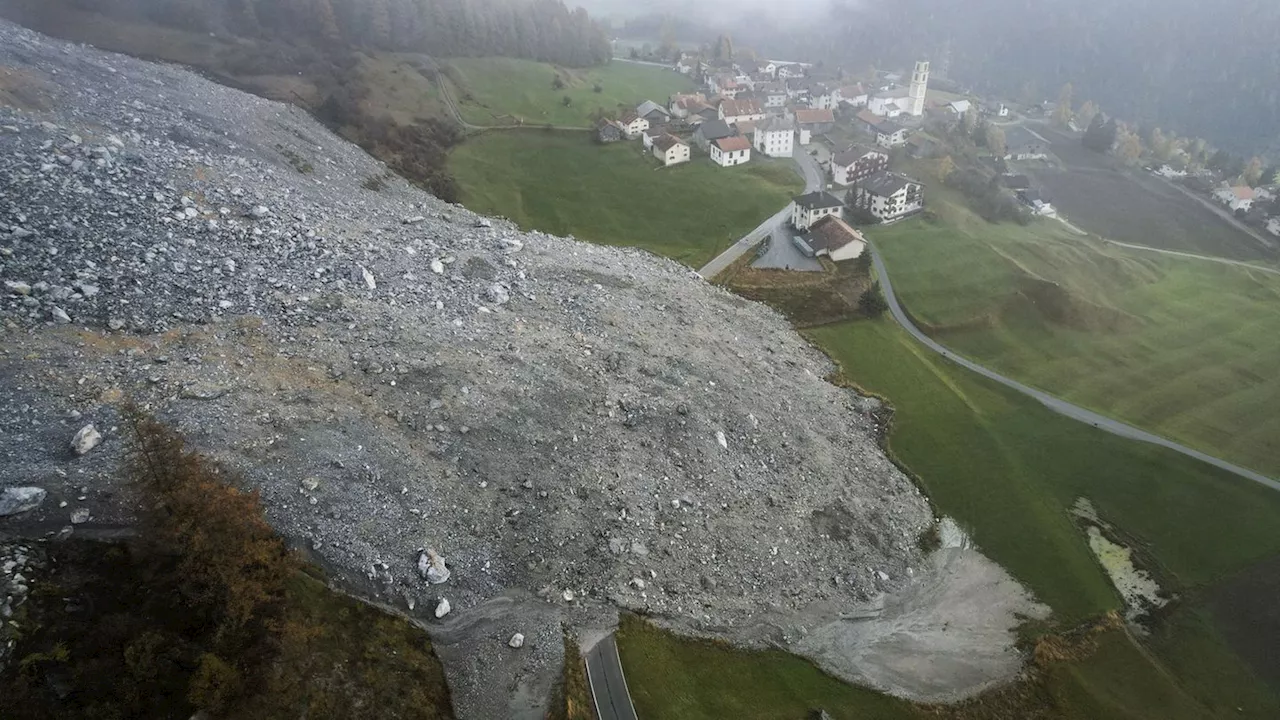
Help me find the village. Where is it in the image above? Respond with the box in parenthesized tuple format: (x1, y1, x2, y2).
(592, 54, 1063, 270)
(593, 50, 1280, 272)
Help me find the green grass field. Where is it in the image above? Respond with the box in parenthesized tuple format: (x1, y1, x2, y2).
(443, 57, 694, 127)
(868, 175, 1280, 477)
(616, 314, 1280, 719)
(808, 319, 1280, 622)
(450, 130, 802, 267)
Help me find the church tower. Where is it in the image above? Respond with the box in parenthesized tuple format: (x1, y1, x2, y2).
(907, 60, 929, 116)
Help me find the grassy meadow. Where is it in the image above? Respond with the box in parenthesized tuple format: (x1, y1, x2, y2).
(616, 313, 1280, 719)
(867, 174, 1280, 477)
(442, 57, 695, 127)
(450, 130, 802, 267)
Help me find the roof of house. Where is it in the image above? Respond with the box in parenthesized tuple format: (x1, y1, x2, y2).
(861, 171, 917, 196)
(757, 116, 795, 133)
(619, 111, 642, 124)
(794, 108, 836, 125)
(856, 109, 882, 126)
(1231, 186, 1255, 200)
(642, 127, 664, 139)
(596, 118, 622, 131)
(714, 136, 753, 153)
(719, 98, 764, 117)
(697, 119, 735, 140)
(697, 107, 720, 120)
(637, 100, 669, 118)
(875, 120, 904, 135)
(832, 145, 885, 167)
(734, 120, 758, 135)
(794, 190, 844, 210)
(653, 134, 687, 152)
(840, 83, 867, 97)
(948, 99, 972, 113)
(808, 215, 866, 253)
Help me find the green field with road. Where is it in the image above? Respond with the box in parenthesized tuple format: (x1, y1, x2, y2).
(442, 57, 694, 127)
(616, 316, 1280, 719)
(867, 177, 1280, 477)
(449, 130, 801, 268)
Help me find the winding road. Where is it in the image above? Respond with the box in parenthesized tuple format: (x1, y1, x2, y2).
(868, 244, 1280, 492)
(698, 145, 824, 278)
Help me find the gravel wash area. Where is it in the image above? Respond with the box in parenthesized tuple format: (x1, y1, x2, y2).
(0, 20, 1039, 717)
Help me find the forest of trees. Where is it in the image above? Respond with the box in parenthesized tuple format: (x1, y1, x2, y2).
(59, 0, 612, 67)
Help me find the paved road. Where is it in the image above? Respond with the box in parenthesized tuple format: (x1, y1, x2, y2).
(585, 635, 638, 720)
(698, 146, 824, 278)
(752, 221, 823, 271)
(869, 244, 1280, 492)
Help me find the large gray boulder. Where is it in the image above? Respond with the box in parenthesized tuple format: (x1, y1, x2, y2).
(0, 487, 47, 516)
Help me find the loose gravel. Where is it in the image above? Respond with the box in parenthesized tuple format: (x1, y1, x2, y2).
(0, 20, 1040, 718)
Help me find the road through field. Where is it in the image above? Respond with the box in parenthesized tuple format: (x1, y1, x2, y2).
(869, 244, 1280, 492)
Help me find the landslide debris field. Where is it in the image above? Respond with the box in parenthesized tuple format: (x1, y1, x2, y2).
(0, 21, 1040, 718)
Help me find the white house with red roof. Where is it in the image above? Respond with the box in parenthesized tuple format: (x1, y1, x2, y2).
(710, 136, 752, 167)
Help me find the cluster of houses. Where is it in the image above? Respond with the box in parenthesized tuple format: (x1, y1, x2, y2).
(1209, 182, 1280, 236)
(597, 56, 941, 169)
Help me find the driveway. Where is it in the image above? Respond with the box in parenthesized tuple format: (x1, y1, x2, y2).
(869, 244, 1280, 492)
(698, 145, 825, 278)
(752, 222, 823, 271)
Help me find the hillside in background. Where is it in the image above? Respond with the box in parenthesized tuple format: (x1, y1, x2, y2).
(7, 0, 611, 66)
(602, 0, 1280, 156)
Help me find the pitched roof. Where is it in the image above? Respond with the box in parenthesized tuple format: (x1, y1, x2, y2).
(808, 215, 866, 253)
(875, 120, 904, 135)
(653, 134, 687, 152)
(697, 119, 735, 140)
(832, 145, 884, 167)
(714, 136, 752, 152)
(757, 116, 795, 133)
(719, 98, 764, 117)
(734, 120, 758, 135)
(794, 190, 843, 210)
(1231, 186, 1255, 200)
(619, 111, 642, 124)
(637, 100, 669, 118)
(861, 171, 917, 196)
(856, 109, 882, 126)
(794, 108, 835, 125)
(840, 83, 867, 97)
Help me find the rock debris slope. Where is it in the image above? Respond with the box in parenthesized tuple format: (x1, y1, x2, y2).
(0, 20, 1042, 718)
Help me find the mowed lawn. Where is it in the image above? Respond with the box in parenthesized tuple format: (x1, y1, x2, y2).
(617, 316, 1280, 719)
(869, 178, 1280, 477)
(450, 130, 801, 267)
(443, 57, 694, 127)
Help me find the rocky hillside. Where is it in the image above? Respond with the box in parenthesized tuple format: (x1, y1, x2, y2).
(0, 20, 1042, 718)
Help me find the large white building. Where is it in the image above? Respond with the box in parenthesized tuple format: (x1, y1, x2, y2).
(791, 191, 844, 230)
(752, 117, 795, 158)
(851, 172, 924, 222)
(907, 60, 929, 117)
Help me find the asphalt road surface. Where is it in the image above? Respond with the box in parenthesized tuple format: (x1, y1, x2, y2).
(869, 244, 1280, 492)
(698, 145, 824, 279)
(585, 635, 638, 720)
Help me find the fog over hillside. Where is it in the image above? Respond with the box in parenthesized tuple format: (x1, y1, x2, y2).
(595, 0, 1280, 155)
